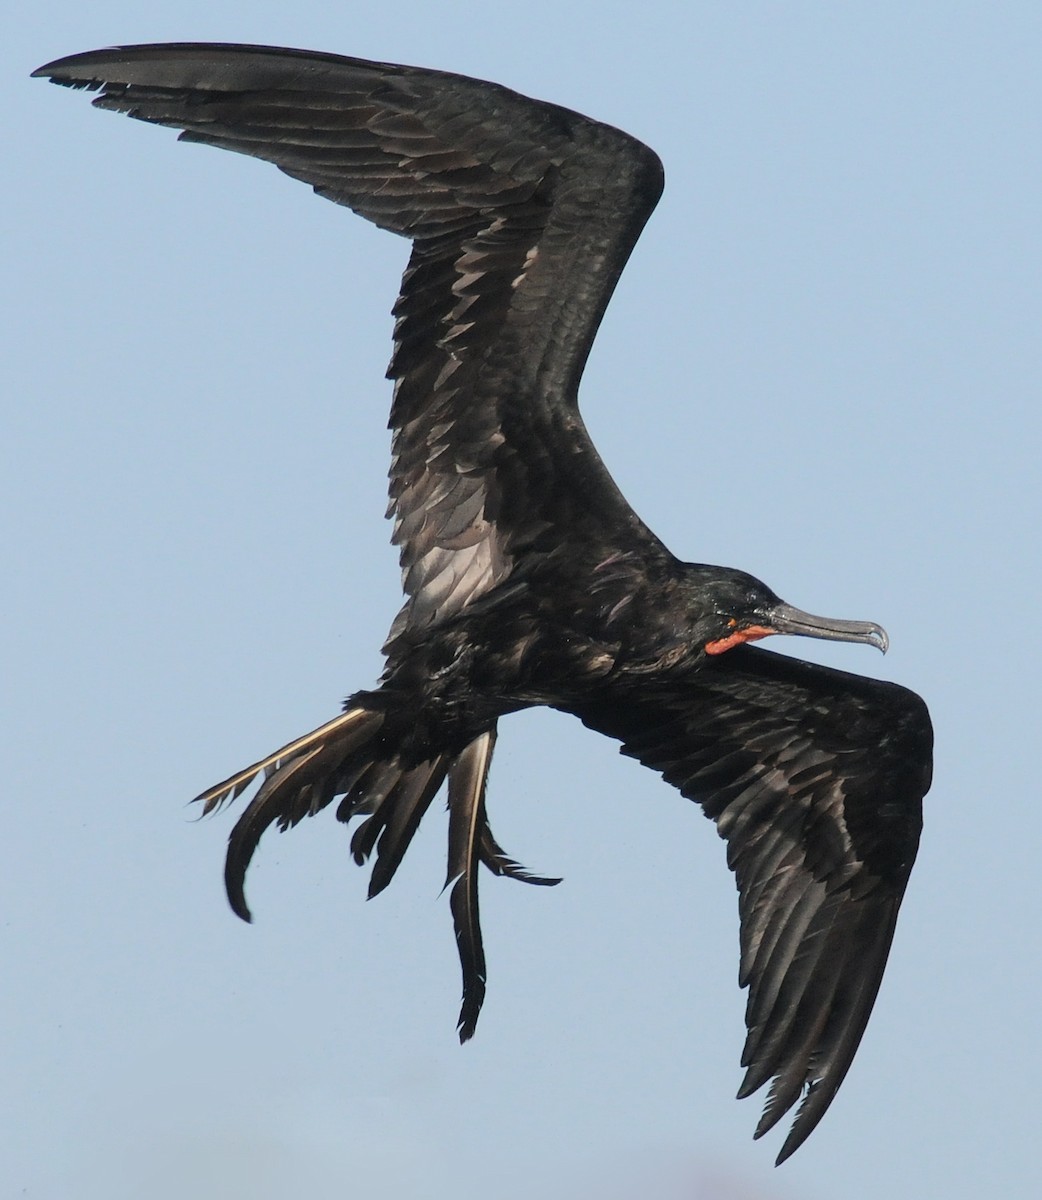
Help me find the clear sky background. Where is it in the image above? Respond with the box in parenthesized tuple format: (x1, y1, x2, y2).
(7, 4, 1041, 1198)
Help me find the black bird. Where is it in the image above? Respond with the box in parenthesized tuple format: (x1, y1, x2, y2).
(36, 44, 932, 1163)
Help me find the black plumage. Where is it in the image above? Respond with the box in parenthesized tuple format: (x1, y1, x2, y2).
(35, 43, 933, 1164)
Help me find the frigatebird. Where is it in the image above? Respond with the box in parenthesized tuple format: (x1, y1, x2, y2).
(35, 44, 933, 1163)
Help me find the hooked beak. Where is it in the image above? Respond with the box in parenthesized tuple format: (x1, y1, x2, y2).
(767, 601, 889, 653)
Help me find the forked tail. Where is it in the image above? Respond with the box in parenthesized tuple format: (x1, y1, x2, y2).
(194, 700, 559, 1038)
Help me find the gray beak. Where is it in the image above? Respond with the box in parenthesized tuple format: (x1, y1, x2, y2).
(768, 601, 889, 654)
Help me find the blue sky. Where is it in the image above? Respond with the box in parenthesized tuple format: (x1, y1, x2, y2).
(7, 4, 1042, 1197)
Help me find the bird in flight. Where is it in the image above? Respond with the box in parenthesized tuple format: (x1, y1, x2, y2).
(36, 44, 932, 1163)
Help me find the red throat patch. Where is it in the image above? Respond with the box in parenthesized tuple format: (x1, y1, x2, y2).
(704, 624, 776, 656)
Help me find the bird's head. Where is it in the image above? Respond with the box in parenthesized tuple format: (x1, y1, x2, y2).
(681, 565, 889, 657)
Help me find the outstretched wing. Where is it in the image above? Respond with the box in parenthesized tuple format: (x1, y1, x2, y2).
(35, 44, 666, 647)
(571, 645, 933, 1163)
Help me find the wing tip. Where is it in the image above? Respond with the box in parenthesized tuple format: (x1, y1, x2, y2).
(33, 46, 136, 82)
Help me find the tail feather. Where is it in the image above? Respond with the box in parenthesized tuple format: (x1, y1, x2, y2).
(215, 706, 385, 920)
(347, 766, 414, 865)
(479, 824, 562, 887)
(224, 743, 326, 921)
(196, 701, 560, 1038)
(367, 762, 448, 898)
(335, 759, 392, 823)
(446, 729, 497, 1041)
(195, 707, 382, 816)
